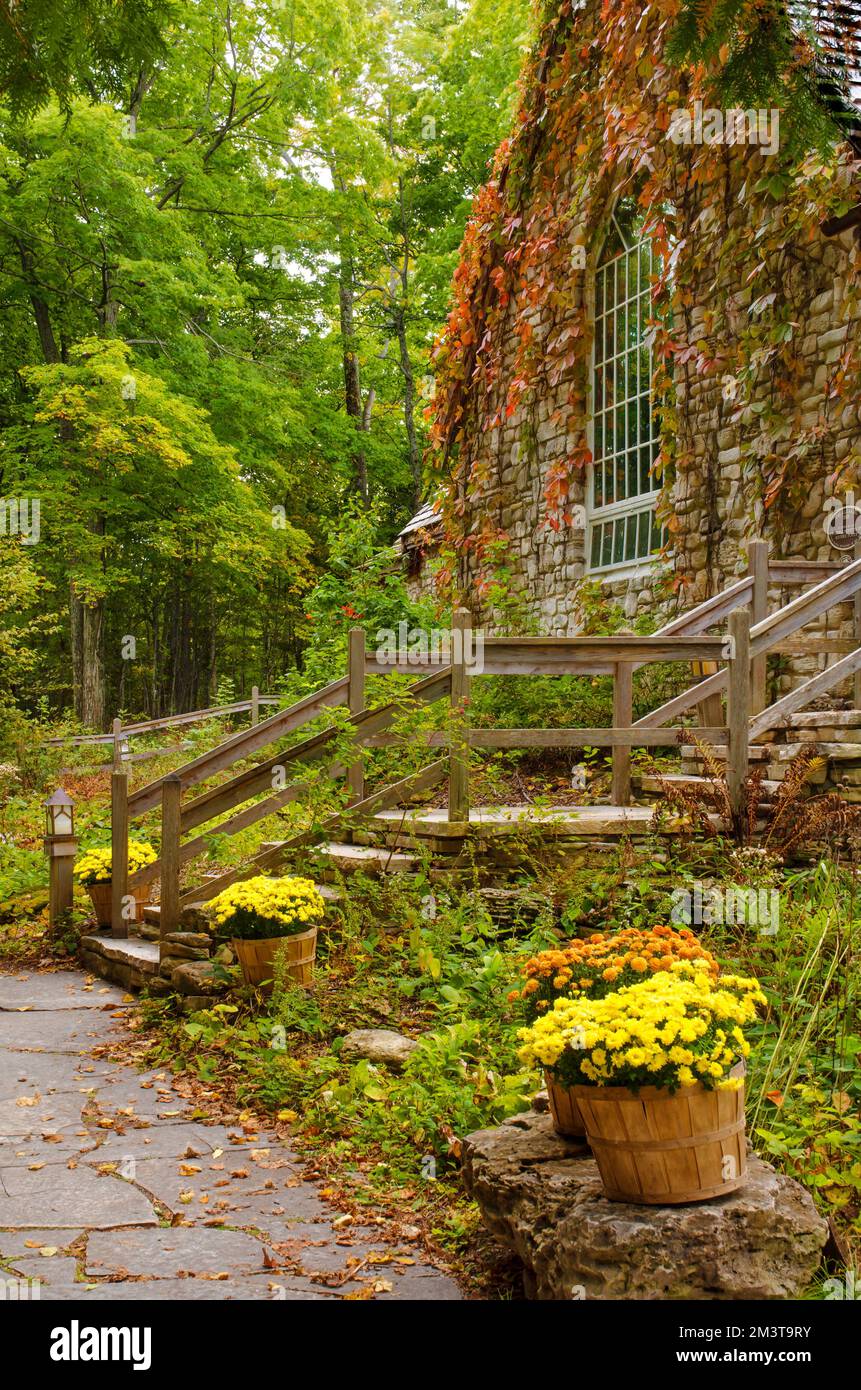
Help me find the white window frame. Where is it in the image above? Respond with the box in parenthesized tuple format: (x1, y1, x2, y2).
(586, 210, 662, 576)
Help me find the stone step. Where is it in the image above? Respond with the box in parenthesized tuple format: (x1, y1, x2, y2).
(771, 741, 861, 761)
(681, 745, 770, 761)
(350, 828, 459, 855)
(770, 726, 861, 745)
(142, 901, 207, 925)
(79, 934, 161, 990)
(372, 805, 660, 837)
(784, 710, 861, 728)
(312, 842, 418, 874)
(637, 773, 785, 796)
(80, 935, 160, 972)
(265, 838, 419, 871)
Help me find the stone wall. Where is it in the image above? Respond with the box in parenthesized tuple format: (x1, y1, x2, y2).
(439, 0, 861, 666)
(456, 218, 860, 640)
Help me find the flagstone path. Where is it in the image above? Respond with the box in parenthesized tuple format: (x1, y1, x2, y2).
(0, 968, 462, 1301)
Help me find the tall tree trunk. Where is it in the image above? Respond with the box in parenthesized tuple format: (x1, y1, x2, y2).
(74, 513, 107, 728)
(208, 591, 218, 703)
(338, 242, 368, 503)
(394, 302, 420, 507)
(70, 584, 84, 720)
(81, 599, 105, 729)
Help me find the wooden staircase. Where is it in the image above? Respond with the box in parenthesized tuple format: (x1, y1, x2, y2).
(88, 540, 861, 977)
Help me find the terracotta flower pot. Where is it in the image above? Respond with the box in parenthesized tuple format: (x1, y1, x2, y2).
(572, 1064, 746, 1205)
(544, 1071, 587, 1139)
(232, 925, 317, 991)
(86, 881, 151, 930)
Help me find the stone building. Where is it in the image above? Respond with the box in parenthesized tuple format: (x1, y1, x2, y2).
(419, 0, 861, 656)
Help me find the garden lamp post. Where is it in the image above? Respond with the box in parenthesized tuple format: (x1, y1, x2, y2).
(43, 788, 77, 929)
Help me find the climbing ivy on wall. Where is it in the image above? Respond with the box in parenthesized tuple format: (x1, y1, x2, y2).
(428, 0, 861, 598)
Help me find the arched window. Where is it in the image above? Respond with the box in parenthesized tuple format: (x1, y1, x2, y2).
(587, 204, 663, 573)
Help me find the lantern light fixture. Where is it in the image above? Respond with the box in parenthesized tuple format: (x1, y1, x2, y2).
(44, 788, 75, 839)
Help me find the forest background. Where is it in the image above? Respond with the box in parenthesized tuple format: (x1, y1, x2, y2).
(0, 0, 530, 738)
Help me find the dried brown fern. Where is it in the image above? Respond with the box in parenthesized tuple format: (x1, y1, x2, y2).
(653, 737, 861, 861)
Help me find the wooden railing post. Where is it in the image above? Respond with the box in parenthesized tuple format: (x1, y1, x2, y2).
(448, 607, 471, 823)
(160, 775, 182, 946)
(111, 767, 129, 939)
(726, 609, 750, 820)
(250, 685, 260, 726)
(748, 538, 769, 714)
(612, 662, 633, 806)
(347, 627, 365, 804)
(854, 538, 861, 709)
(112, 716, 123, 770)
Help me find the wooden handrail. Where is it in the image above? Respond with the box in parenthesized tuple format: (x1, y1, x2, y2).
(127, 676, 350, 816)
(635, 556, 861, 730)
(128, 668, 452, 891)
(749, 644, 861, 741)
(367, 635, 732, 678)
(769, 560, 845, 584)
(426, 727, 729, 748)
(652, 575, 754, 636)
(46, 697, 280, 745)
(178, 759, 448, 907)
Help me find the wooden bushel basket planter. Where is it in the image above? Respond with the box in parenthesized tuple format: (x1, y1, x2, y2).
(572, 1065, 746, 1205)
(545, 1071, 587, 1139)
(87, 881, 150, 929)
(233, 926, 317, 991)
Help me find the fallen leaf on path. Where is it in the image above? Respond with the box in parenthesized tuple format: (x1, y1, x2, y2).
(27, 1163, 44, 1172)
(179, 1164, 202, 1176)
(178, 1190, 194, 1204)
(38, 1247, 59, 1257)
